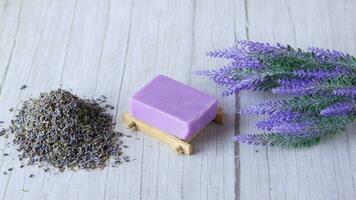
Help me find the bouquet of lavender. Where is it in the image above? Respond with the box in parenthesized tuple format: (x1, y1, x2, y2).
(197, 41, 356, 148)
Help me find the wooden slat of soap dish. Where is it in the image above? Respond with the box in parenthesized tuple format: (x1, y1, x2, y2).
(122, 108, 224, 155)
(213, 107, 224, 125)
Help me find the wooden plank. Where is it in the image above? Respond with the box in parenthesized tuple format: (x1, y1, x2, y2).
(45, 1, 127, 200)
(239, 0, 356, 199)
(0, 0, 243, 199)
(0, 1, 64, 200)
(105, 0, 242, 199)
(213, 107, 225, 125)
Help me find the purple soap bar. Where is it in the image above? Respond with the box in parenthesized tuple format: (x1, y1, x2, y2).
(130, 75, 218, 140)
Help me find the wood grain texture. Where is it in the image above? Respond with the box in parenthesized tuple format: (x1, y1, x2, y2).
(239, 0, 356, 200)
(0, 0, 239, 199)
(2, 0, 356, 199)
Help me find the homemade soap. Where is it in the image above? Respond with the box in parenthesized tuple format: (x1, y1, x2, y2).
(130, 75, 218, 140)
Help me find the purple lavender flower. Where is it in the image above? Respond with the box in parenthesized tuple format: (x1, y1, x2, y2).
(269, 111, 303, 121)
(230, 57, 262, 69)
(307, 47, 350, 61)
(241, 100, 289, 115)
(293, 66, 351, 79)
(232, 134, 270, 146)
(233, 132, 319, 147)
(256, 112, 303, 131)
(232, 133, 275, 146)
(200, 41, 356, 148)
(320, 102, 354, 117)
(277, 78, 317, 88)
(271, 122, 316, 134)
(194, 66, 238, 86)
(256, 120, 283, 131)
(271, 86, 318, 95)
(333, 87, 356, 96)
(271, 79, 319, 95)
(237, 40, 288, 55)
(207, 46, 263, 69)
(222, 75, 264, 96)
(206, 47, 241, 59)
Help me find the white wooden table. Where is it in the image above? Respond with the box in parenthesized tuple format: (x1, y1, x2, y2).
(0, 0, 355, 199)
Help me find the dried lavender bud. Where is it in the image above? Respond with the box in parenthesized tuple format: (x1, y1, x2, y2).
(0, 129, 6, 137)
(123, 156, 130, 162)
(116, 132, 124, 137)
(113, 160, 122, 166)
(105, 104, 115, 110)
(11, 89, 125, 171)
(20, 85, 27, 90)
(8, 168, 13, 171)
(29, 174, 34, 178)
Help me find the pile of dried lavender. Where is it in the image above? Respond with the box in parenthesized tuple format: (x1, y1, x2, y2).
(8, 89, 124, 171)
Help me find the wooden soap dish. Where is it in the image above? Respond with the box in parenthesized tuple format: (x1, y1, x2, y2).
(122, 107, 224, 155)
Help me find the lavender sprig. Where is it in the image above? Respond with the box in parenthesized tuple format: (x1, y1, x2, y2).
(256, 111, 303, 131)
(293, 66, 351, 79)
(199, 40, 356, 148)
(320, 102, 354, 117)
(233, 133, 320, 148)
(207, 47, 241, 59)
(230, 57, 262, 69)
(307, 47, 351, 61)
(194, 66, 238, 86)
(222, 75, 264, 96)
(241, 100, 289, 115)
(270, 122, 317, 134)
(271, 79, 320, 95)
(199, 40, 356, 97)
(333, 87, 356, 96)
(237, 40, 288, 55)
